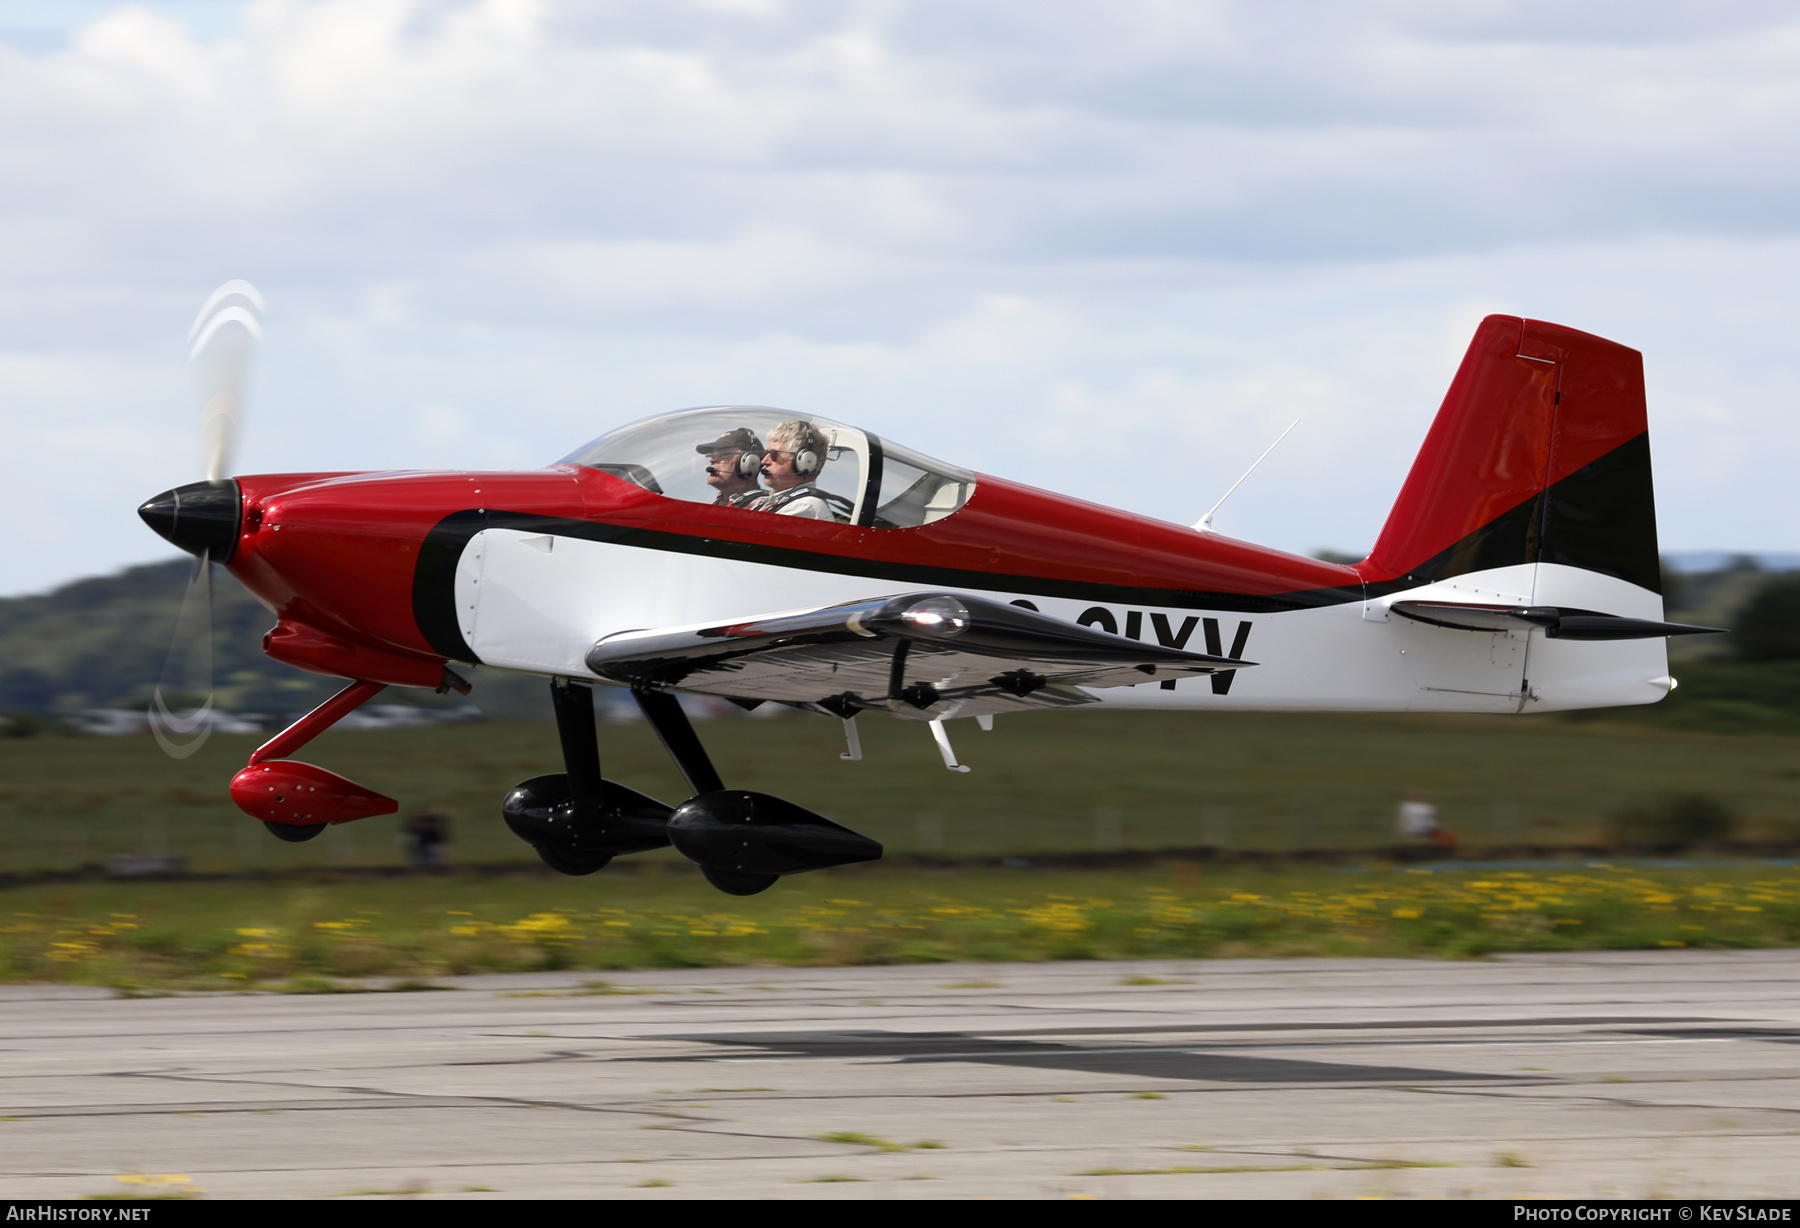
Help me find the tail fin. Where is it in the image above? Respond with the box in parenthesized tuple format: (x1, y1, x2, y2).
(1363, 316, 1659, 595)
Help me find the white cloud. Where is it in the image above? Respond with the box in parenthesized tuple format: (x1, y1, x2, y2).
(2, 1, 1800, 593)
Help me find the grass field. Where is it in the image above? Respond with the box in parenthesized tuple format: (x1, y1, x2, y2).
(3, 708, 1799, 873)
(5, 862, 1798, 989)
(6, 709, 1800, 987)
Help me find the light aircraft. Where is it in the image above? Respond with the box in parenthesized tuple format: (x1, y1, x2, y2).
(140, 284, 1717, 894)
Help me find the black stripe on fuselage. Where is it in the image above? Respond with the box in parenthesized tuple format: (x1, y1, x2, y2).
(412, 432, 1659, 666)
(410, 509, 1366, 665)
(1364, 431, 1660, 600)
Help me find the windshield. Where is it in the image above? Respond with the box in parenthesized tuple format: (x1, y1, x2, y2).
(560, 406, 976, 528)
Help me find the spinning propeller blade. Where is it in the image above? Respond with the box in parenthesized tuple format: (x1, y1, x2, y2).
(189, 280, 262, 483)
(146, 281, 263, 758)
(150, 553, 215, 758)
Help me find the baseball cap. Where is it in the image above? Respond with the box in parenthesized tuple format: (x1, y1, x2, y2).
(695, 427, 762, 455)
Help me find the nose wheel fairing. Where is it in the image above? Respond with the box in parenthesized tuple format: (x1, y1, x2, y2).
(227, 680, 398, 841)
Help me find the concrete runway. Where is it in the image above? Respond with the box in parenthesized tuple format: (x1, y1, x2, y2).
(2, 951, 1798, 1200)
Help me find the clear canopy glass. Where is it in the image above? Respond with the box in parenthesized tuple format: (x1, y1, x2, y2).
(559, 407, 976, 529)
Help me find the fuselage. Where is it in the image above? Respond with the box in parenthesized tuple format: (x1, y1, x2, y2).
(220, 462, 1669, 718)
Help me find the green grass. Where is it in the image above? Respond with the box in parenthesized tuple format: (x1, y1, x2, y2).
(4, 862, 1799, 989)
(4, 706, 1800, 989)
(811, 1132, 932, 1152)
(7, 708, 1800, 874)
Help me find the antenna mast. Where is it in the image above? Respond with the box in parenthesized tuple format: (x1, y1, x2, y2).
(1194, 419, 1300, 533)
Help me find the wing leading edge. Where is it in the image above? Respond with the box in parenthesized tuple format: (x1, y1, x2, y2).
(586, 592, 1255, 722)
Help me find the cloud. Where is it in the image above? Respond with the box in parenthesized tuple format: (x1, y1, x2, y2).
(2, 0, 1800, 594)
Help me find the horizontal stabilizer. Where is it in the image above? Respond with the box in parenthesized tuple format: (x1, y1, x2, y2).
(1391, 600, 1722, 641)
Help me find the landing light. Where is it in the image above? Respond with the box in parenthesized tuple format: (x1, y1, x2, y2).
(902, 597, 969, 635)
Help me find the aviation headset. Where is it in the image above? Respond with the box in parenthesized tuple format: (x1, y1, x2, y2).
(721, 444, 815, 479)
(719, 445, 817, 479)
(698, 428, 776, 480)
(767, 422, 825, 477)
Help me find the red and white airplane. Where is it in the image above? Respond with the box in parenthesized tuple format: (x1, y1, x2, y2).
(141, 288, 1714, 894)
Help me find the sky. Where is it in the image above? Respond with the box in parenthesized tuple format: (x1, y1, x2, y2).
(4, 0, 1800, 595)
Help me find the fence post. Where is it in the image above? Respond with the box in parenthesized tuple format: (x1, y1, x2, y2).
(1201, 805, 1231, 850)
(1093, 806, 1123, 853)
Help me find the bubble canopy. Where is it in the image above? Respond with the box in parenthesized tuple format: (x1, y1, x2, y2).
(559, 407, 977, 529)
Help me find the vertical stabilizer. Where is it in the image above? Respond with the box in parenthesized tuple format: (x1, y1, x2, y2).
(1362, 316, 1658, 595)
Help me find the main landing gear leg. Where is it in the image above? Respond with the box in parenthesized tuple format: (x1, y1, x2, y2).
(501, 678, 675, 875)
(552, 676, 607, 825)
(631, 687, 883, 897)
(631, 687, 723, 795)
(631, 688, 770, 895)
(538, 677, 610, 875)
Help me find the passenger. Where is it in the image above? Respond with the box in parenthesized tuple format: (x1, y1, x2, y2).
(694, 427, 766, 508)
(402, 804, 452, 868)
(1397, 790, 1458, 849)
(749, 421, 836, 519)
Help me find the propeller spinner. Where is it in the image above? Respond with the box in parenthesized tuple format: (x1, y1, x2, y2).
(139, 282, 263, 758)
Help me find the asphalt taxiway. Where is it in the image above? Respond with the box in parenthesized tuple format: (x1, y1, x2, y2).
(1, 951, 1798, 1199)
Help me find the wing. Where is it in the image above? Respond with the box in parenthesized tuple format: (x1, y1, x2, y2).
(585, 592, 1254, 721)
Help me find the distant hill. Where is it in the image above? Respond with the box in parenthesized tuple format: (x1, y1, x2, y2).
(1663, 557, 1777, 662)
(0, 558, 309, 715)
(1665, 551, 1800, 573)
(0, 558, 524, 720)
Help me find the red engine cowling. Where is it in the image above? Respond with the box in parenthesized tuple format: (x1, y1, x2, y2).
(229, 760, 398, 827)
(262, 619, 447, 690)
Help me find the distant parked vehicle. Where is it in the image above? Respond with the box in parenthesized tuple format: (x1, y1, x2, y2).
(70, 709, 151, 737)
(67, 705, 473, 737)
(332, 704, 485, 731)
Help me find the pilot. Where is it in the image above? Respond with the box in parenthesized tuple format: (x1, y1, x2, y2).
(695, 427, 766, 508)
(749, 421, 835, 519)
